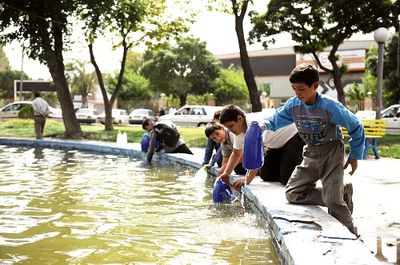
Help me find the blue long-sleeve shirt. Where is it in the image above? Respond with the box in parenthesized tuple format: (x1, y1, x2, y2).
(264, 93, 365, 160)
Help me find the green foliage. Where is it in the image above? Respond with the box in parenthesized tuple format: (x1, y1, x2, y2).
(107, 70, 153, 100)
(365, 36, 400, 107)
(347, 83, 365, 101)
(0, 47, 10, 71)
(249, 0, 393, 103)
(0, 70, 29, 99)
(141, 37, 221, 105)
(18, 104, 34, 119)
(0, 1, 76, 64)
(65, 60, 96, 105)
(213, 65, 248, 105)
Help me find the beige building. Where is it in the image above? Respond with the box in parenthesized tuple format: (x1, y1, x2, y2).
(217, 40, 375, 107)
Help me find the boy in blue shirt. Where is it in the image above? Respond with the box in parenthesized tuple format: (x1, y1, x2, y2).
(264, 64, 365, 235)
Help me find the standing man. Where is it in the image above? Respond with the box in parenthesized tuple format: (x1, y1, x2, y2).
(32, 92, 50, 139)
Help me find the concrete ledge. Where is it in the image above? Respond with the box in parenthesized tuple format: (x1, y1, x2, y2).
(0, 138, 379, 265)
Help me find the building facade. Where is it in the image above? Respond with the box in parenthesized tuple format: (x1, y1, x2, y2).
(217, 40, 374, 107)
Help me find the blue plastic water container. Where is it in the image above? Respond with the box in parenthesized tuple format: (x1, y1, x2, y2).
(212, 179, 235, 204)
(243, 121, 264, 170)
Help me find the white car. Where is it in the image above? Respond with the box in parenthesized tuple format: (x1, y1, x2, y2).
(355, 105, 400, 135)
(0, 101, 32, 119)
(75, 108, 99, 124)
(129, 108, 154, 124)
(98, 108, 129, 125)
(48, 107, 62, 120)
(157, 105, 223, 127)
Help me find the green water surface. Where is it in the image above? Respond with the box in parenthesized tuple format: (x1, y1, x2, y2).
(0, 146, 280, 264)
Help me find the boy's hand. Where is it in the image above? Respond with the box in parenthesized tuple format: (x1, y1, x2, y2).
(204, 164, 212, 169)
(344, 158, 358, 175)
(232, 178, 246, 190)
(219, 172, 230, 182)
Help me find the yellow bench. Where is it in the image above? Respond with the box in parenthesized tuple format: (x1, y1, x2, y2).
(341, 119, 387, 159)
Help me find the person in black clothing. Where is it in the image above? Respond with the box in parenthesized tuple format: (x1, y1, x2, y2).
(142, 118, 192, 164)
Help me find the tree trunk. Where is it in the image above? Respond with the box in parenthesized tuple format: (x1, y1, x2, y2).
(89, 40, 129, 131)
(179, 94, 187, 107)
(233, 0, 262, 112)
(327, 52, 346, 105)
(81, 87, 88, 108)
(89, 43, 113, 131)
(45, 25, 84, 139)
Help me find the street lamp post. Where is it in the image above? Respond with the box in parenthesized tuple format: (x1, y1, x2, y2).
(373, 27, 391, 119)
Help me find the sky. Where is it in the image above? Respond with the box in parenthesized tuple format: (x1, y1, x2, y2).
(3, 1, 373, 81)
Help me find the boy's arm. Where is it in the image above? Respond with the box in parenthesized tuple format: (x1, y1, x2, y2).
(264, 101, 294, 131)
(146, 130, 157, 163)
(232, 169, 258, 190)
(219, 148, 242, 181)
(216, 156, 229, 175)
(330, 104, 365, 160)
(202, 138, 214, 165)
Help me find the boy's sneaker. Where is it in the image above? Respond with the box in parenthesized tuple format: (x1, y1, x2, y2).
(344, 183, 354, 214)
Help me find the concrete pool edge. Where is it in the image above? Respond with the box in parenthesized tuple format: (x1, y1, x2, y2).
(0, 137, 379, 265)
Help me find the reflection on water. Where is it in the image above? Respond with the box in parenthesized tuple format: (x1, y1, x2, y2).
(0, 146, 280, 264)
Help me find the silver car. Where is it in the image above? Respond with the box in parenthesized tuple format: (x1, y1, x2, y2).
(158, 105, 223, 127)
(0, 101, 32, 119)
(129, 108, 154, 124)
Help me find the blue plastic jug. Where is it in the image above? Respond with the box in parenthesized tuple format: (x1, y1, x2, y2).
(212, 179, 235, 204)
(243, 121, 264, 170)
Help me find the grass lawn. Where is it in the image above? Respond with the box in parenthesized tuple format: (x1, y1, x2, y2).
(1, 118, 399, 158)
(0, 119, 208, 148)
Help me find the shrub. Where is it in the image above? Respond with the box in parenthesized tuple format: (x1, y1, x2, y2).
(18, 104, 34, 119)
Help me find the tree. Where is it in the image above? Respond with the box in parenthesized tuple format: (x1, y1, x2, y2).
(65, 60, 96, 108)
(0, 70, 28, 99)
(0, 1, 84, 138)
(140, 37, 221, 106)
(0, 46, 10, 71)
(207, 0, 262, 112)
(249, 0, 393, 105)
(367, 35, 400, 106)
(80, 0, 189, 130)
(214, 65, 248, 105)
(107, 70, 152, 100)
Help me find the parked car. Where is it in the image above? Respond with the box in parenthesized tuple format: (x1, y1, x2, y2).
(128, 108, 154, 124)
(355, 105, 400, 135)
(48, 107, 63, 120)
(0, 101, 32, 119)
(98, 108, 129, 125)
(157, 105, 223, 127)
(75, 108, 99, 125)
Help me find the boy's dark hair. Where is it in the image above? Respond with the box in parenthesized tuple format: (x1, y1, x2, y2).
(34, 91, 41, 98)
(219, 104, 245, 124)
(142, 118, 153, 130)
(289, 63, 319, 87)
(213, 110, 221, 121)
(205, 121, 223, 138)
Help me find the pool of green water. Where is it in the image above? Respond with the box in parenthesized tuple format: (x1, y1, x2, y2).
(0, 146, 280, 264)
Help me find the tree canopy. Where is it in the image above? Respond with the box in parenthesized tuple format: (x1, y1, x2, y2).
(80, 0, 189, 130)
(140, 37, 221, 106)
(0, 0, 84, 138)
(249, 0, 393, 105)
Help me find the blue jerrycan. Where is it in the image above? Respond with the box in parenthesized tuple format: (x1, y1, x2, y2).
(243, 121, 264, 170)
(212, 179, 235, 204)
